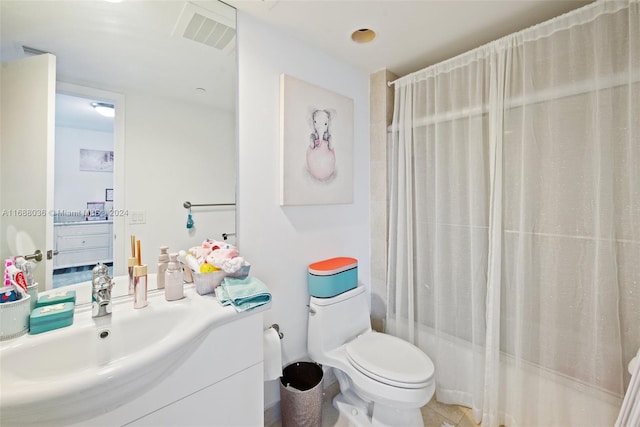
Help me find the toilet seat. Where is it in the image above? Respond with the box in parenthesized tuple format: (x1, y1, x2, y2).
(345, 332, 434, 389)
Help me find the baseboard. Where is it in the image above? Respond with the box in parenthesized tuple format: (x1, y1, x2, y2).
(264, 400, 281, 427)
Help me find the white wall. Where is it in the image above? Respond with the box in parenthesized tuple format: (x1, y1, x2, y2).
(54, 126, 113, 212)
(237, 12, 370, 409)
(122, 93, 236, 274)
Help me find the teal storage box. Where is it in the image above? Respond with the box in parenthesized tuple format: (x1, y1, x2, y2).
(308, 257, 358, 298)
(29, 302, 74, 334)
(37, 290, 76, 307)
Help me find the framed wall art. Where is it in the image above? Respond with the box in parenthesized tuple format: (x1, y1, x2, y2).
(79, 149, 114, 172)
(279, 74, 354, 205)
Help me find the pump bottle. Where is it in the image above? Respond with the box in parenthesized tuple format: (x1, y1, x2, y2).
(165, 253, 184, 301)
(157, 246, 169, 289)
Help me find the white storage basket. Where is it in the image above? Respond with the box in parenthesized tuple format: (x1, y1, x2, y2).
(191, 263, 251, 296)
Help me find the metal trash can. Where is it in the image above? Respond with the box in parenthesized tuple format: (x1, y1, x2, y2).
(280, 362, 323, 427)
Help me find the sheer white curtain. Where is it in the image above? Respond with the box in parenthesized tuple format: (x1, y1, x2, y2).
(616, 353, 640, 427)
(387, 1, 640, 426)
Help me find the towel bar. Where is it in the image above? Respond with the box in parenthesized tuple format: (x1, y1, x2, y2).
(183, 201, 235, 209)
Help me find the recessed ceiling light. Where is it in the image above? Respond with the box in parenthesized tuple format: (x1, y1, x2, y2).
(351, 28, 376, 44)
(91, 102, 115, 118)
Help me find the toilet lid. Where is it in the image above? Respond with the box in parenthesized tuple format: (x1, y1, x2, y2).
(345, 332, 434, 389)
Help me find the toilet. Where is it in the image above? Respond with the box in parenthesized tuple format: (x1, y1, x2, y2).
(307, 285, 435, 427)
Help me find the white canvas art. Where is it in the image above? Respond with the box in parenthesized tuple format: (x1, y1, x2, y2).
(280, 74, 354, 205)
(79, 149, 114, 172)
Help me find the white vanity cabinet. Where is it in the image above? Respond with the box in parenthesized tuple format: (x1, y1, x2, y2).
(53, 221, 113, 269)
(68, 308, 265, 427)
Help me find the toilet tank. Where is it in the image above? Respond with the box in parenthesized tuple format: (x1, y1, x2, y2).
(308, 285, 371, 359)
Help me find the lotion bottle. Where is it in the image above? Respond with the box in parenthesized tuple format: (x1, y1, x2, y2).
(165, 253, 184, 301)
(133, 239, 148, 309)
(156, 246, 169, 289)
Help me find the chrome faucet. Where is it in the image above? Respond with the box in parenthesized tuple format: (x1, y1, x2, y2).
(92, 263, 113, 318)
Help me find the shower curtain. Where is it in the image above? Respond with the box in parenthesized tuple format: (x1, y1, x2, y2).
(387, 1, 639, 426)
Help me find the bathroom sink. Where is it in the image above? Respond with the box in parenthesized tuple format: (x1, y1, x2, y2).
(0, 281, 233, 426)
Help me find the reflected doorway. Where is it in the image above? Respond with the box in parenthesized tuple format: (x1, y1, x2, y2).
(52, 92, 115, 288)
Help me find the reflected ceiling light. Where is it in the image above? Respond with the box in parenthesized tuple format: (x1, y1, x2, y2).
(91, 102, 115, 118)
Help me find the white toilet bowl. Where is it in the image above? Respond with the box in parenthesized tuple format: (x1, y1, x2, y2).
(308, 285, 435, 427)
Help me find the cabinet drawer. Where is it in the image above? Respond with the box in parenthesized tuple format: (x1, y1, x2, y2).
(55, 223, 112, 236)
(57, 234, 111, 251)
(55, 248, 112, 269)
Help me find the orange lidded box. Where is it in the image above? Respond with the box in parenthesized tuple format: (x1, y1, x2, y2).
(308, 257, 358, 298)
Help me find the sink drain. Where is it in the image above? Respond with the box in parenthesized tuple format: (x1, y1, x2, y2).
(98, 329, 110, 339)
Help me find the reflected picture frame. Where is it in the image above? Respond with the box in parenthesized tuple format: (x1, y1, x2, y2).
(79, 149, 114, 172)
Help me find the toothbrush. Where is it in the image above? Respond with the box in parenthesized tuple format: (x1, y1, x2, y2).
(12, 268, 28, 292)
(5, 264, 27, 293)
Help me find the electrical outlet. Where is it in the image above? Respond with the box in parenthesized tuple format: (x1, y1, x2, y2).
(130, 211, 146, 224)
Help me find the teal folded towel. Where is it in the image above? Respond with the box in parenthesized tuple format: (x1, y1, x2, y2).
(218, 276, 271, 312)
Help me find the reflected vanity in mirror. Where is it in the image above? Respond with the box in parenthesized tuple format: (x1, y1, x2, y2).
(0, 0, 237, 298)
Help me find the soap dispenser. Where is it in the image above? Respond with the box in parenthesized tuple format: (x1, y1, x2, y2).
(133, 239, 148, 309)
(128, 235, 137, 295)
(157, 246, 169, 289)
(165, 253, 184, 301)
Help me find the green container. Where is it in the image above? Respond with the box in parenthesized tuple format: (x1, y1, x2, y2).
(37, 290, 76, 307)
(29, 302, 74, 335)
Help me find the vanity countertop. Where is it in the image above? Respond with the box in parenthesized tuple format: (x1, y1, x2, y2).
(2, 278, 269, 427)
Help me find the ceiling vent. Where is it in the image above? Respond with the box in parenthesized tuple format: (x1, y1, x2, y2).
(173, 2, 236, 54)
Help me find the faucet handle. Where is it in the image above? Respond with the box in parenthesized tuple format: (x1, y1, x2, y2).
(92, 263, 109, 280)
(92, 269, 113, 318)
(93, 275, 111, 290)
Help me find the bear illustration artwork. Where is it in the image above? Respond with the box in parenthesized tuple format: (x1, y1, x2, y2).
(306, 109, 336, 181)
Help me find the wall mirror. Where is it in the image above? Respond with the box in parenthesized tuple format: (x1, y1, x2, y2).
(0, 0, 237, 294)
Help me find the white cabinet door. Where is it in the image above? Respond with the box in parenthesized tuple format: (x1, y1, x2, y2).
(0, 54, 56, 289)
(130, 363, 263, 426)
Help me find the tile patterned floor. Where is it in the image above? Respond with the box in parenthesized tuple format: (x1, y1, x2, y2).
(268, 395, 479, 427)
(421, 398, 480, 427)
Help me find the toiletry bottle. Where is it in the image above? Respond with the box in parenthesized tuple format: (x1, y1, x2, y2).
(165, 253, 184, 301)
(178, 250, 194, 283)
(128, 235, 137, 295)
(133, 264, 148, 309)
(157, 246, 169, 289)
(128, 257, 137, 295)
(133, 239, 148, 308)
